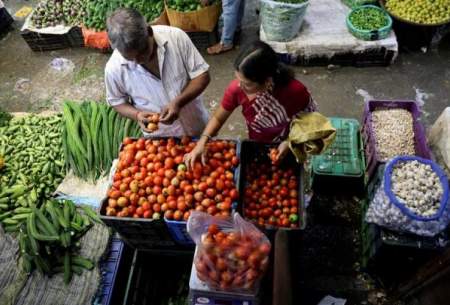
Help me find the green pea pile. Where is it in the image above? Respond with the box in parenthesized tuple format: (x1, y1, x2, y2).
(385, 0, 450, 25)
(349, 7, 389, 31)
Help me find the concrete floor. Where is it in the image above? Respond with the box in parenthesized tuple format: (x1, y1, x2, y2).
(1, 1, 449, 304)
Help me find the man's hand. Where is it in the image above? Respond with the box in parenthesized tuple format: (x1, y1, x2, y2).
(160, 101, 180, 124)
(136, 111, 158, 132)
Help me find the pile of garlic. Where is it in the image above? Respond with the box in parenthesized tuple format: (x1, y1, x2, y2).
(372, 108, 415, 161)
(391, 160, 444, 217)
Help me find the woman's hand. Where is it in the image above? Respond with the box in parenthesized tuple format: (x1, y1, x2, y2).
(276, 140, 290, 162)
(184, 140, 208, 170)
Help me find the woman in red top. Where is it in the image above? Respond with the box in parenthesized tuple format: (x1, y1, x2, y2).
(184, 41, 316, 168)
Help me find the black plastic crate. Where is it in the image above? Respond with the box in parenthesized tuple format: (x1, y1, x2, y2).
(100, 199, 176, 249)
(238, 140, 306, 233)
(279, 48, 396, 67)
(21, 26, 84, 52)
(95, 236, 134, 305)
(123, 250, 193, 305)
(186, 28, 218, 51)
(0, 7, 13, 33)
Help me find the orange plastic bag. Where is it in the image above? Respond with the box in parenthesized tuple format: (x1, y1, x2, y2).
(82, 27, 110, 51)
(188, 212, 271, 293)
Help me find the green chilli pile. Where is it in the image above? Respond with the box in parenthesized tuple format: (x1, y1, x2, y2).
(16, 199, 100, 284)
(349, 7, 389, 31)
(385, 0, 450, 25)
(83, 0, 164, 31)
(0, 115, 65, 231)
(62, 101, 141, 181)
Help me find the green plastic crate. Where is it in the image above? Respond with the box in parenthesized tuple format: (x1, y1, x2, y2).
(346, 5, 393, 41)
(312, 118, 365, 178)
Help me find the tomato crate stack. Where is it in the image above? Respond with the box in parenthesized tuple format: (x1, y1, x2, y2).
(238, 140, 306, 232)
(311, 117, 366, 194)
(100, 137, 241, 249)
(362, 100, 432, 181)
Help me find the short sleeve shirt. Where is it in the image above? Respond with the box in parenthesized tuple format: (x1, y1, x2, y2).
(105, 25, 210, 137)
(221, 79, 313, 142)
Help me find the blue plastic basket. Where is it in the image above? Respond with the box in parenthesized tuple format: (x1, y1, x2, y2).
(94, 236, 132, 305)
(165, 138, 242, 246)
(384, 156, 449, 222)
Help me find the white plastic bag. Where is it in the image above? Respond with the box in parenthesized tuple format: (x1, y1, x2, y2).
(260, 0, 309, 42)
(429, 107, 450, 170)
(187, 212, 271, 293)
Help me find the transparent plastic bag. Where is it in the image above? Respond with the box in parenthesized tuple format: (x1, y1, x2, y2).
(365, 156, 450, 237)
(260, 0, 309, 42)
(187, 212, 271, 293)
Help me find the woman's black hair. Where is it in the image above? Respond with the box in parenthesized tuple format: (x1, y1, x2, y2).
(234, 40, 294, 86)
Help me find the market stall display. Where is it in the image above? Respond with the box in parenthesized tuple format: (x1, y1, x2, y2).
(239, 141, 305, 229)
(260, 0, 309, 42)
(347, 5, 392, 41)
(0, 114, 65, 231)
(365, 156, 449, 237)
(360, 164, 447, 283)
(188, 212, 271, 293)
(83, 0, 164, 31)
(261, 0, 398, 67)
(362, 100, 432, 180)
(382, 0, 450, 26)
(17, 199, 99, 284)
(100, 137, 240, 247)
(62, 101, 141, 181)
(30, 0, 86, 28)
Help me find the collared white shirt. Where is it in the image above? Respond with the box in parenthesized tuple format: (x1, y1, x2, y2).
(105, 25, 210, 137)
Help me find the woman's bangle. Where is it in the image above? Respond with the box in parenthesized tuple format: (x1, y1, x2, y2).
(201, 134, 212, 141)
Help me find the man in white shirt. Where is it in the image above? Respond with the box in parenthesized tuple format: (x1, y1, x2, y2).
(105, 8, 211, 137)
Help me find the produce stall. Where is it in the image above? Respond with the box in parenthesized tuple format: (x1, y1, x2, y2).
(19, 0, 220, 52)
(260, 0, 399, 66)
(0, 95, 449, 305)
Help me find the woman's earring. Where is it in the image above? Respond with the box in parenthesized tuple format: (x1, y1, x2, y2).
(266, 80, 274, 92)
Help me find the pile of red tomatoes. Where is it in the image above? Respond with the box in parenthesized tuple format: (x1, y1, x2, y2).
(104, 137, 239, 220)
(243, 162, 301, 228)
